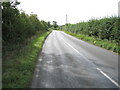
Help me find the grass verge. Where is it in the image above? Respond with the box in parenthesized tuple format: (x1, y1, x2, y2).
(62, 30, 119, 54)
(3, 30, 52, 88)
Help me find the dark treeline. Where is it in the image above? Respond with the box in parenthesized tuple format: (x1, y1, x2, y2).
(2, 1, 49, 44)
(2, 1, 51, 87)
(61, 17, 119, 43)
(2, 1, 50, 55)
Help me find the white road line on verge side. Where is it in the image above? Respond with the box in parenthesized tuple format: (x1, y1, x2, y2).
(60, 36, 120, 88)
(97, 68, 120, 88)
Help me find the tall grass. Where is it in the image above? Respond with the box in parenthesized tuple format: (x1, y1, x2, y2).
(3, 31, 52, 88)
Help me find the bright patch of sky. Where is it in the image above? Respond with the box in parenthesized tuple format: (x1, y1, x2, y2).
(17, 0, 119, 25)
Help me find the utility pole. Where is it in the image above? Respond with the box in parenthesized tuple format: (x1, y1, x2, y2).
(118, 1, 120, 17)
(66, 14, 67, 24)
(66, 14, 67, 30)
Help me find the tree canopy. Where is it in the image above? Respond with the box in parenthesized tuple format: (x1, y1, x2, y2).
(2, 1, 49, 44)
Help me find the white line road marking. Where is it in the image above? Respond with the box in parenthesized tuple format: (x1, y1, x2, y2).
(60, 37, 90, 62)
(97, 68, 120, 88)
(60, 36, 120, 88)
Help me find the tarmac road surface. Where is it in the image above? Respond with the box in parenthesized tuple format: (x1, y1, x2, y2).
(31, 30, 119, 88)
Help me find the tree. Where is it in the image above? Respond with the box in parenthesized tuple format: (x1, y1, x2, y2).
(47, 21, 51, 28)
(2, 1, 20, 42)
(2, 0, 49, 44)
(53, 21, 58, 29)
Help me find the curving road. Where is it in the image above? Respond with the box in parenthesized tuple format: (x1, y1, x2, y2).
(31, 30, 119, 88)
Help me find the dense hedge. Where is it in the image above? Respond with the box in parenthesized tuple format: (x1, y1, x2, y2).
(61, 17, 119, 43)
(63, 30, 119, 53)
(2, 1, 50, 59)
(2, 2, 48, 44)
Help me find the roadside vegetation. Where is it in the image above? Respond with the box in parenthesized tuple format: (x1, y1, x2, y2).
(3, 31, 51, 88)
(61, 17, 119, 54)
(2, 1, 52, 88)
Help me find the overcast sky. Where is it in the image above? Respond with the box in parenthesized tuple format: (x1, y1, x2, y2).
(17, 0, 119, 25)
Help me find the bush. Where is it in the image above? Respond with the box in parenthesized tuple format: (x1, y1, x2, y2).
(2, 2, 49, 44)
(61, 17, 119, 43)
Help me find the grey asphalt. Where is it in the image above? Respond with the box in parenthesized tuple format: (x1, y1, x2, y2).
(31, 30, 119, 88)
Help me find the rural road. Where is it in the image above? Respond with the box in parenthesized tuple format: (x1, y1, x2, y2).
(31, 30, 119, 88)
